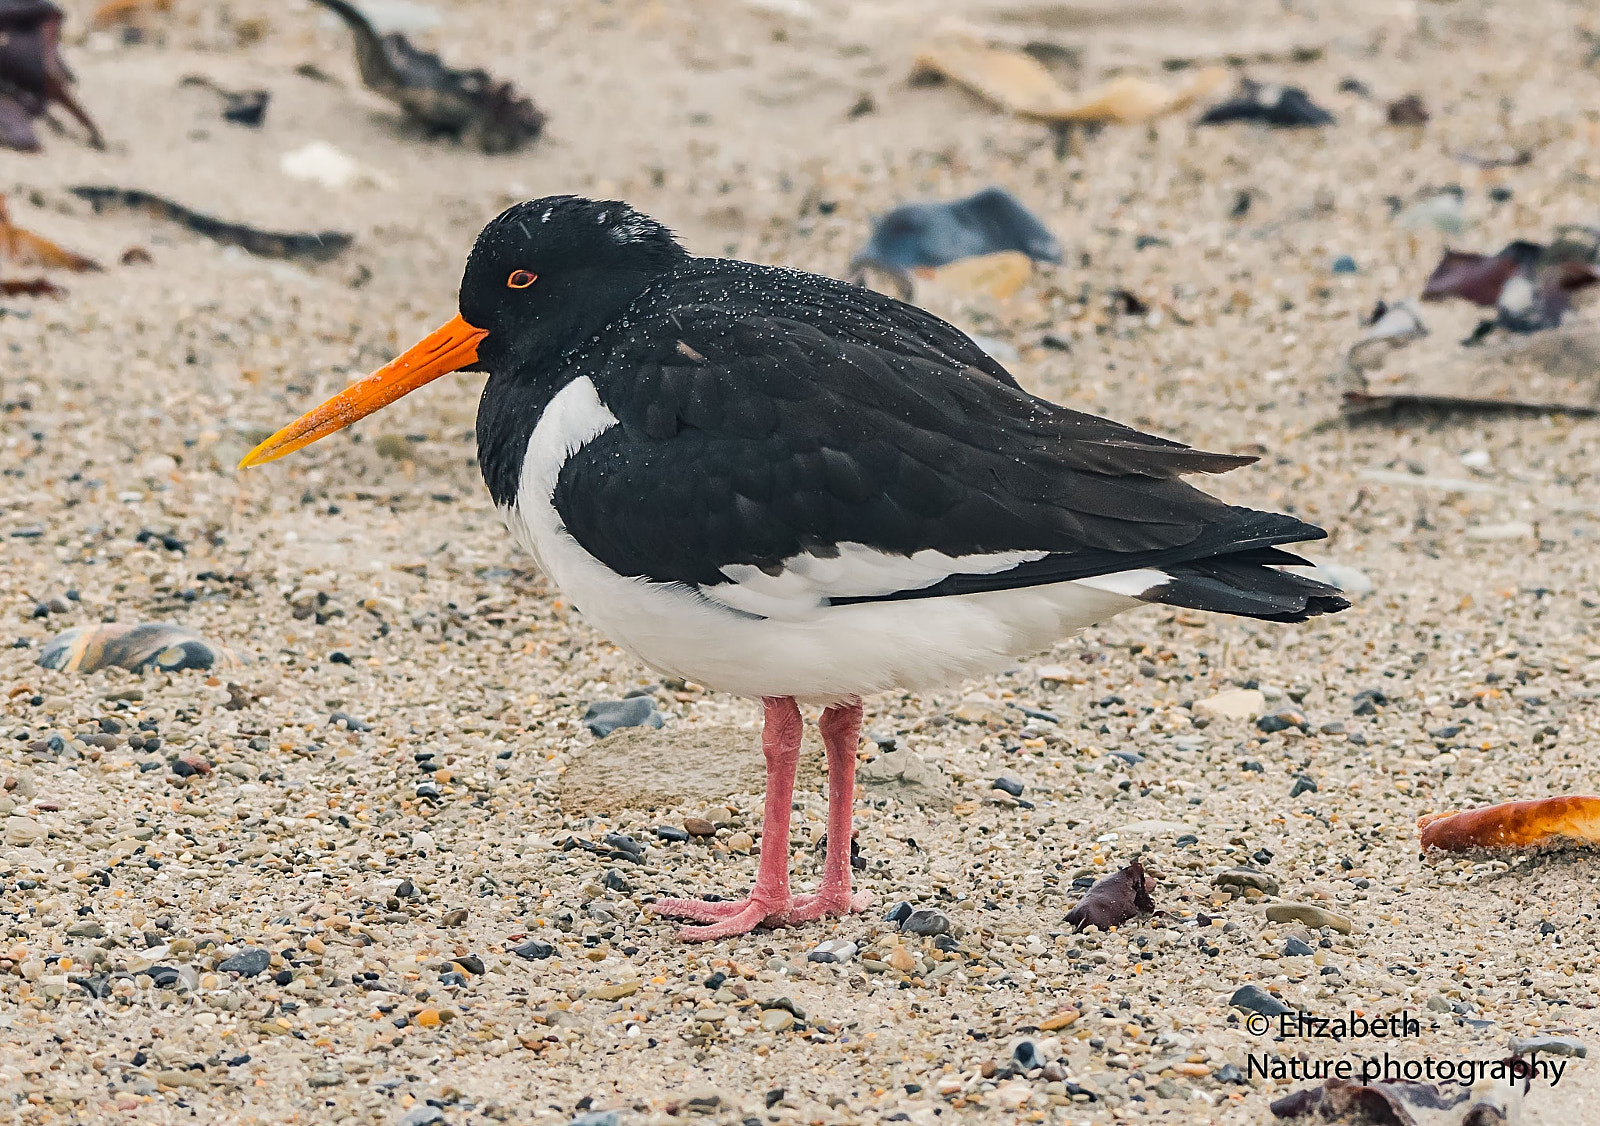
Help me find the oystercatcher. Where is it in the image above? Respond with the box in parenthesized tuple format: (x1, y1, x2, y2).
(242, 196, 1347, 940)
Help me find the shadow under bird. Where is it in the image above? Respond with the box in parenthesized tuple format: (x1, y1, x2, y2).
(241, 196, 1347, 941)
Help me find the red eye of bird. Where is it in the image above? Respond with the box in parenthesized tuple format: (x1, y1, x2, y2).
(507, 270, 537, 289)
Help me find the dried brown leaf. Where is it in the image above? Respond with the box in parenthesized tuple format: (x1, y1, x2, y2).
(0, 195, 100, 271)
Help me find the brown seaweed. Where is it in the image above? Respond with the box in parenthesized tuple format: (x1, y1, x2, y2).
(0, 0, 104, 151)
(310, 0, 544, 153)
(1064, 860, 1155, 931)
(180, 75, 270, 127)
(1270, 1075, 1520, 1123)
(69, 186, 353, 262)
(1341, 390, 1599, 421)
(0, 276, 64, 296)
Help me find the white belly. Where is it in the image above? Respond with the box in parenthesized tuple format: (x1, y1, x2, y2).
(503, 377, 1146, 705)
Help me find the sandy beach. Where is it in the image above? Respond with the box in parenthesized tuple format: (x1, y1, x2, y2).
(2, 1, 1599, 1123)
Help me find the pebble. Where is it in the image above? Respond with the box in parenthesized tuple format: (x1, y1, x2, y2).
(884, 901, 913, 925)
(1264, 904, 1354, 934)
(1509, 1036, 1586, 1059)
(1194, 688, 1265, 719)
(1213, 867, 1280, 896)
(1282, 937, 1315, 957)
(217, 948, 271, 977)
(683, 817, 716, 837)
(582, 697, 665, 737)
(886, 945, 917, 972)
(901, 908, 952, 936)
(1230, 984, 1292, 1017)
(510, 939, 554, 960)
(991, 776, 1024, 797)
(807, 939, 857, 964)
(1256, 709, 1309, 733)
(727, 831, 753, 853)
(653, 824, 690, 842)
(397, 1109, 447, 1126)
(1289, 775, 1318, 797)
(1038, 1008, 1080, 1031)
(1012, 1038, 1047, 1070)
(760, 1008, 795, 1032)
(172, 753, 212, 777)
(587, 979, 641, 1001)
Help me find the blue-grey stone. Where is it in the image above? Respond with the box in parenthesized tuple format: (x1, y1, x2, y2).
(583, 697, 665, 737)
(1230, 984, 1291, 1017)
(218, 947, 271, 977)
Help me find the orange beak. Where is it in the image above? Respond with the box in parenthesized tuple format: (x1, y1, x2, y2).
(239, 314, 488, 468)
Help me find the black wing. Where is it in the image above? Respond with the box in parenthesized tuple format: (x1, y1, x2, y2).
(550, 278, 1332, 621)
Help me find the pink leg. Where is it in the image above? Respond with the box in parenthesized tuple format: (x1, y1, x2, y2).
(652, 696, 803, 940)
(782, 701, 873, 923)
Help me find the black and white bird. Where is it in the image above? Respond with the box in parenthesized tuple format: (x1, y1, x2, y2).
(243, 196, 1348, 940)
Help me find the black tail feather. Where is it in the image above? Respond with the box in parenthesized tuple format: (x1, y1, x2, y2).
(1140, 554, 1350, 623)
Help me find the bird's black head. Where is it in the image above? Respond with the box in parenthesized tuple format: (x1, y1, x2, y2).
(237, 196, 688, 471)
(460, 196, 689, 376)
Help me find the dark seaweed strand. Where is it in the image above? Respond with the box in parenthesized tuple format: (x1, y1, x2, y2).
(68, 187, 353, 262)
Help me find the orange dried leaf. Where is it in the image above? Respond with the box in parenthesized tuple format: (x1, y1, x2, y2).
(91, 0, 172, 28)
(1418, 795, 1600, 853)
(0, 195, 100, 272)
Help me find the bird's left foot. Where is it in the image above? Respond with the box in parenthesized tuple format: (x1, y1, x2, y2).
(651, 886, 873, 941)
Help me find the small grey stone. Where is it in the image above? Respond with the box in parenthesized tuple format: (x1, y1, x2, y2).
(901, 908, 951, 936)
(1289, 775, 1317, 798)
(653, 825, 689, 843)
(397, 1109, 446, 1126)
(884, 901, 913, 925)
(1213, 867, 1280, 896)
(1230, 984, 1291, 1017)
(1426, 994, 1452, 1013)
(1012, 1039, 1045, 1070)
(583, 697, 664, 738)
(1282, 937, 1314, 957)
(66, 921, 105, 938)
(1264, 903, 1353, 934)
(991, 776, 1024, 797)
(1215, 1063, 1244, 1084)
(807, 939, 856, 964)
(1509, 1035, 1586, 1059)
(218, 947, 271, 977)
(1256, 710, 1308, 734)
(308, 1071, 342, 1088)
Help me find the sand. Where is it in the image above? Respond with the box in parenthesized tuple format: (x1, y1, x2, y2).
(2, 0, 1599, 1123)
